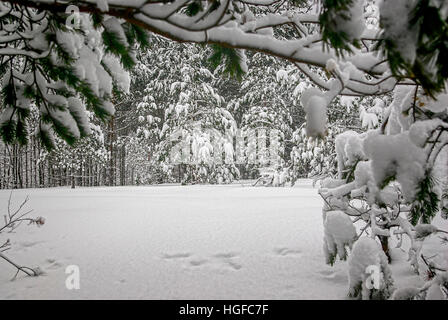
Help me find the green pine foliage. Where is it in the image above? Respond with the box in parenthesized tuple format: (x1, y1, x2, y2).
(102, 24, 136, 71)
(0, 118, 16, 145)
(38, 124, 57, 150)
(183, 0, 221, 17)
(0, 5, 149, 150)
(408, 172, 440, 225)
(184, 0, 204, 16)
(208, 44, 246, 80)
(124, 24, 150, 50)
(319, 0, 361, 56)
(379, 0, 448, 97)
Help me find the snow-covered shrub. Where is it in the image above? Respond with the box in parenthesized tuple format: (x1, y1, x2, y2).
(323, 210, 357, 265)
(391, 287, 423, 300)
(392, 230, 448, 299)
(318, 87, 448, 299)
(424, 273, 448, 300)
(290, 96, 360, 182)
(408, 224, 448, 278)
(348, 237, 394, 300)
(392, 272, 448, 300)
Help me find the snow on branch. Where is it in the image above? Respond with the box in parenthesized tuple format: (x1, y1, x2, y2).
(2, 0, 400, 98)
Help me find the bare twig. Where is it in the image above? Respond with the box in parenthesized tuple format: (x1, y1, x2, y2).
(0, 252, 37, 279)
(0, 193, 44, 279)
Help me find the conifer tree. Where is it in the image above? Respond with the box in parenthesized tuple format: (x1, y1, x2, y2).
(0, 1, 148, 149)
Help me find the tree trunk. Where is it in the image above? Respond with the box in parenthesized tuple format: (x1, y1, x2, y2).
(379, 235, 391, 263)
(71, 166, 75, 189)
(108, 117, 115, 186)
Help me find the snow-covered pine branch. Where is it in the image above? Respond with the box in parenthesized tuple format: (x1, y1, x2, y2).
(2, 0, 411, 96)
(2, 0, 445, 151)
(0, 1, 147, 149)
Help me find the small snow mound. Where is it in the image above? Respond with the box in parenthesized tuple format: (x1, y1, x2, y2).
(391, 287, 420, 300)
(425, 273, 448, 300)
(348, 237, 394, 300)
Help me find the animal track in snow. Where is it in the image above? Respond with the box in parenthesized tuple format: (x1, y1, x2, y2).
(213, 252, 238, 259)
(317, 269, 347, 282)
(162, 251, 242, 271)
(19, 240, 44, 249)
(223, 260, 242, 270)
(318, 269, 334, 276)
(161, 252, 191, 260)
(189, 259, 208, 267)
(213, 252, 242, 271)
(45, 258, 63, 270)
(273, 247, 303, 257)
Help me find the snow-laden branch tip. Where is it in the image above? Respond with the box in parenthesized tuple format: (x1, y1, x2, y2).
(2, 0, 399, 98)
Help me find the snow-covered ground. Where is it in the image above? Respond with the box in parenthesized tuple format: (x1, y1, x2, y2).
(0, 180, 423, 299)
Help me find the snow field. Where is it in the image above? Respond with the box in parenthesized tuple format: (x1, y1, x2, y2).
(0, 180, 423, 299)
